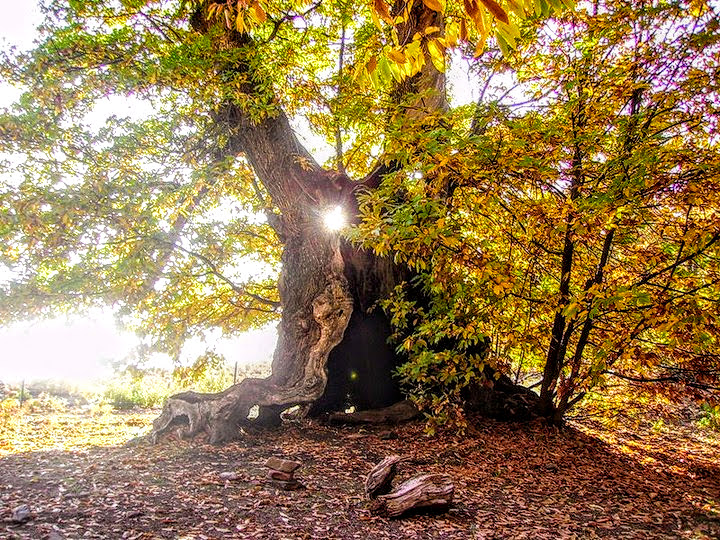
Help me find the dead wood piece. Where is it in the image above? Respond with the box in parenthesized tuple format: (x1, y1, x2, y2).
(365, 455, 406, 498)
(329, 400, 419, 425)
(370, 474, 454, 518)
(265, 457, 302, 474)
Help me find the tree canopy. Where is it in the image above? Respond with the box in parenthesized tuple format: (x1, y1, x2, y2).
(1, 0, 719, 427)
(0, 0, 559, 354)
(353, 0, 720, 423)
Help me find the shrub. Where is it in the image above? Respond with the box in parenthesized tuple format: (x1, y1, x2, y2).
(0, 398, 20, 431)
(103, 377, 169, 410)
(22, 393, 68, 413)
(101, 357, 272, 410)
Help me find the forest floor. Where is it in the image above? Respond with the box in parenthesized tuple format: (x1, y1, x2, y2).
(1, 404, 719, 539)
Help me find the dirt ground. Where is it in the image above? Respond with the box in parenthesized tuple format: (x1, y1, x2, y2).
(1, 409, 718, 539)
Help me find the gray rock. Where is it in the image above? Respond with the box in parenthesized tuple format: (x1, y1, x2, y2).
(11, 504, 31, 523)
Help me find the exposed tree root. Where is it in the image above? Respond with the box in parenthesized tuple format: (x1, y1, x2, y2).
(328, 400, 420, 425)
(150, 244, 353, 444)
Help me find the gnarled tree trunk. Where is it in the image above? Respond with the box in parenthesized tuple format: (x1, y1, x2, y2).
(150, 93, 407, 442)
(150, 2, 538, 444)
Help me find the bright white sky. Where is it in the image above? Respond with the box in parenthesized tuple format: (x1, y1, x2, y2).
(0, 1, 477, 384)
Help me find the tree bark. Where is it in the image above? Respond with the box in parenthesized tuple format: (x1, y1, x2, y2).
(365, 455, 407, 498)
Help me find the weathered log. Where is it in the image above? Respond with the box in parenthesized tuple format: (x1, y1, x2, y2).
(370, 474, 454, 518)
(365, 455, 406, 499)
(329, 400, 419, 425)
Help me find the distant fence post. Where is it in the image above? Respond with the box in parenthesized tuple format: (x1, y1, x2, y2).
(19, 379, 26, 406)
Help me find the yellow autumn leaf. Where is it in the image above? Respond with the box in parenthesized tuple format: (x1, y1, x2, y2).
(370, 7, 383, 29)
(480, 0, 510, 24)
(235, 11, 245, 32)
(373, 0, 394, 24)
(422, 0, 445, 13)
(689, 0, 707, 16)
(472, 5, 489, 54)
(251, 2, 267, 23)
(387, 48, 408, 64)
(445, 20, 459, 47)
(426, 38, 445, 72)
(506, 0, 525, 17)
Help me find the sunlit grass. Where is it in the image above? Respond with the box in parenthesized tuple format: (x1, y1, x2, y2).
(0, 405, 156, 456)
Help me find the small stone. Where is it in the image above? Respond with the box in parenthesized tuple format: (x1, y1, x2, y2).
(46, 532, 65, 540)
(264, 457, 302, 474)
(267, 470, 294, 481)
(271, 479, 303, 491)
(219, 471, 241, 481)
(379, 430, 399, 440)
(11, 504, 31, 523)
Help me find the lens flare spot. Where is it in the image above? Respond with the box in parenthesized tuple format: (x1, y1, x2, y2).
(323, 205, 346, 231)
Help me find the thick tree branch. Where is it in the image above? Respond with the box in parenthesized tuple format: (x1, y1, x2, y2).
(360, 1, 447, 190)
(189, 9, 338, 227)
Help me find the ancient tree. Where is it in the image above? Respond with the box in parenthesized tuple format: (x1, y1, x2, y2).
(2, 0, 551, 444)
(151, 0, 480, 442)
(3, 0, 718, 443)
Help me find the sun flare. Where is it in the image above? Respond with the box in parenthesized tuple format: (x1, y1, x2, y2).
(322, 205, 346, 231)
